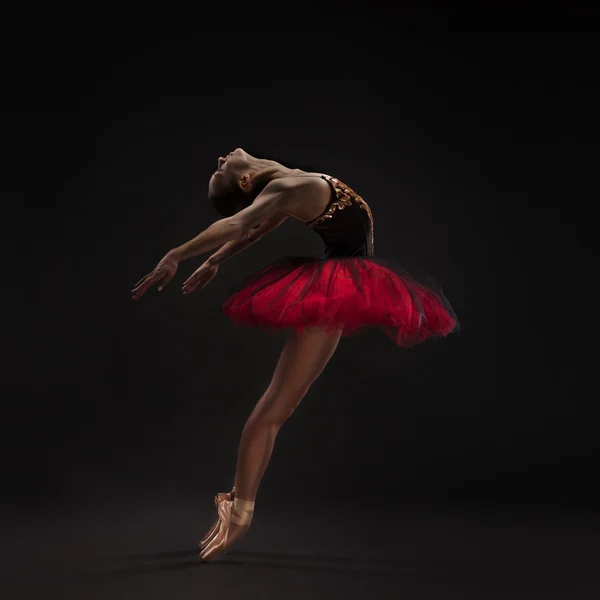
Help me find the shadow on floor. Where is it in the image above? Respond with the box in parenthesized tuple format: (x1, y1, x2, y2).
(4, 547, 597, 585)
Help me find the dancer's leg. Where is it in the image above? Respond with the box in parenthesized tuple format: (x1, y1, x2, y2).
(200, 326, 343, 560)
(233, 326, 343, 502)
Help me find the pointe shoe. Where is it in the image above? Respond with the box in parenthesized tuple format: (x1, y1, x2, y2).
(199, 497, 254, 562)
(199, 487, 236, 550)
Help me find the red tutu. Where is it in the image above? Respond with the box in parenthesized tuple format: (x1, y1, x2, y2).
(222, 256, 459, 347)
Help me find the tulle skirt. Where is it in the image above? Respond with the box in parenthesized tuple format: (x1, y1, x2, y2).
(221, 256, 459, 347)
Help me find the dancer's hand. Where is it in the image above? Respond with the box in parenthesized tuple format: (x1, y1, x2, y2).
(131, 252, 179, 300)
(182, 261, 219, 295)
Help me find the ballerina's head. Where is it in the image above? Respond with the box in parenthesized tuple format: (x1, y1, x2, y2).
(208, 148, 266, 217)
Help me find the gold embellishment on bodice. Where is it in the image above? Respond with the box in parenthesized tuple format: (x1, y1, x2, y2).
(306, 176, 375, 255)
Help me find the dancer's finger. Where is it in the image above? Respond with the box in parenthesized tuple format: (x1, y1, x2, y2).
(134, 273, 151, 287)
(132, 272, 159, 298)
(182, 274, 199, 295)
(157, 270, 174, 292)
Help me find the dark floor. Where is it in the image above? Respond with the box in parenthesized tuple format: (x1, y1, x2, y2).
(1, 489, 599, 600)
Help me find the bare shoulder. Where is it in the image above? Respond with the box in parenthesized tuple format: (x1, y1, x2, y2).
(268, 174, 330, 199)
(266, 174, 333, 223)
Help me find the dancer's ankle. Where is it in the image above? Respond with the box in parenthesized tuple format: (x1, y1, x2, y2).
(233, 497, 255, 511)
(231, 497, 255, 526)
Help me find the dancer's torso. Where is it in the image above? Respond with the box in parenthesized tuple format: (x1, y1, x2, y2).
(278, 172, 375, 257)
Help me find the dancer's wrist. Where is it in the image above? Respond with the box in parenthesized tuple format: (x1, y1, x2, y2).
(166, 248, 183, 263)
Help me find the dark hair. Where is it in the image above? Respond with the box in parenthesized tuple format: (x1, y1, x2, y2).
(209, 176, 270, 218)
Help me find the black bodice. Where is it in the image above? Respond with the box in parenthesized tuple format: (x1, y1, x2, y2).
(306, 175, 375, 258)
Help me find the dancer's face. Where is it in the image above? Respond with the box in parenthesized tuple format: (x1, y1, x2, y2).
(208, 148, 251, 197)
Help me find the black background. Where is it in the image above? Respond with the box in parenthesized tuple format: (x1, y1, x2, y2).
(4, 3, 599, 515)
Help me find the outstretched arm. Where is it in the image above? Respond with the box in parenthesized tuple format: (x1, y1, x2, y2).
(171, 180, 290, 262)
(180, 212, 288, 295)
(206, 212, 288, 267)
(132, 180, 291, 300)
